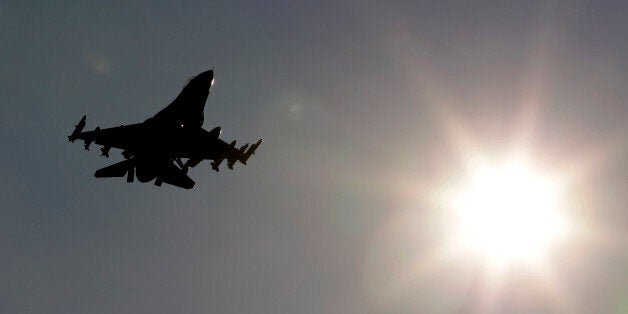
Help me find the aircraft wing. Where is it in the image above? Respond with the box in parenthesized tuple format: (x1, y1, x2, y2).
(69, 116, 143, 153)
(94, 157, 194, 189)
(151, 69, 214, 128)
(94, 159, 133, 178)
(159, 162, 195, 189)
(211, 139, 263, 171)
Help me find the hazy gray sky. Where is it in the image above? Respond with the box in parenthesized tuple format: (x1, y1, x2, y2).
(1, 1, 626, 313)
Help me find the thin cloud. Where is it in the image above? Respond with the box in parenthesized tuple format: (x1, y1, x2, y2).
(82, 51, 110, 75)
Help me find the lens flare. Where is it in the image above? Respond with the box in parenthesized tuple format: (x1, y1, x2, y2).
(450, 158, 569, 266)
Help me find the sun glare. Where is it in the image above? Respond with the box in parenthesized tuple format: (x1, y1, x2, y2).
(451, 158, 568, 266)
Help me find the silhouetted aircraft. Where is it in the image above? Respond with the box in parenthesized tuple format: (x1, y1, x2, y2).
(68, 69, 262, 189)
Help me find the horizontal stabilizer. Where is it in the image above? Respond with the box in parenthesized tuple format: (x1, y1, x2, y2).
(160, 163, 195, 189)
(94, 159, 133, 178)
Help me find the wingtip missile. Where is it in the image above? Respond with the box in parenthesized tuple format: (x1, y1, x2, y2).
(240, 139, 262, 165)
(68, 115, 87, 142)
(250, 139, 263, 154)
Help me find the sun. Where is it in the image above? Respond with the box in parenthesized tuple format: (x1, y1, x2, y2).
(450, 157, 569, 266)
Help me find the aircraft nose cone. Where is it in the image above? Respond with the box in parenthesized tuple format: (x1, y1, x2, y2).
(208, 69, 214, 87)
(189, 69, 214, 90)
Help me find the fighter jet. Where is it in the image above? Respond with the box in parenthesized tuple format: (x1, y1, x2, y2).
(68, 69, 262, 189)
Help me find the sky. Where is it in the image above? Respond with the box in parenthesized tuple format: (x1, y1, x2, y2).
(1, 1, 626, 313)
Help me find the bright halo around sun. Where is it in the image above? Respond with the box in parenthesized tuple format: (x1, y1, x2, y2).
(450, 157, 569, 267)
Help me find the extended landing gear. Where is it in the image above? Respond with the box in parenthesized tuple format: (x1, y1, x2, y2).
(126, 167, 134, 182)
(174, 157, 202, 174)
(174, 157, 186, 173)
